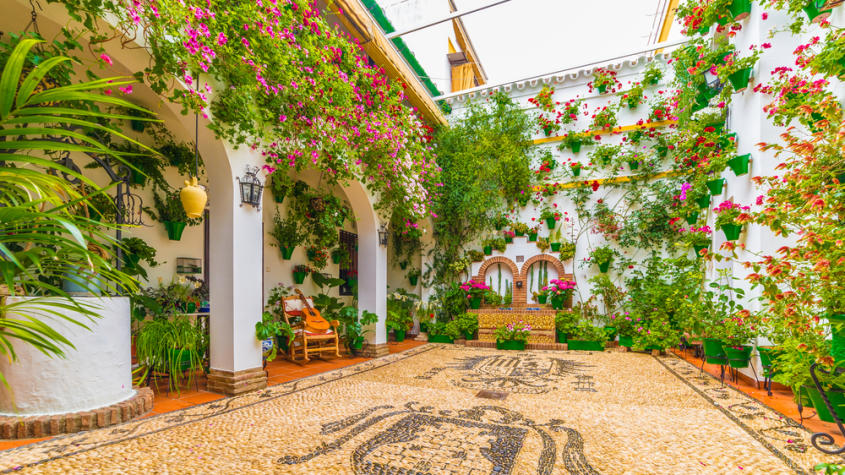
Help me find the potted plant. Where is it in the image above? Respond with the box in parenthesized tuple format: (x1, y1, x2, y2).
(706, 177, 726, 196)
(119, 237, 159, 280)
(454, 312, 479, 340)
(292, 264, 310, 284)
(589, 144, 620, 167)
(591, 67, 618, 94)
(643, 63, 664, 85)
(255, 310, 294, 362)
(558, 132, 593, 153)
(533, 290, 548, 305)
(568, 321, 608, 351)
(591, 105, 619, 131)
(511, 222, 529, 237)
(545, 279, 576, 310)
(679, 225, 712, 257)
(714, 199, 750, 241)
(135, 316, 206, 393)
(727, 153, 751, 176)
(386, 310, 413, 342)
(461, 279, 491, 309)
(481, 237, 495, 255)
(494, 320, 531, 350)
(559, 242, 576, 261)
(338, 308, 379, 352)
(610, 312, 637, 348)
(267, 172, 291, 204)
(527, 225, 540, 242)
(620, 83, 645, 109)
(555, 310, 578, 344)
(331, 246, 351, 265)
(590, 246, 615, 273)
(569, 161, 584, 177)
(536, 237, 551, 252)
(717, 311, 759, 369)
(407, 268, 420, 286)
(428, 321, 460, 344)
(467, 249, 485, 262)
(549, 227, 563, 252)
(560, 98, 582, 124)
(148, 187, 200, 241)
(540, 207, 561, 229)
(492, 214, 509, 231)
(503, 230, 515, 243)
(717, 49, 761, 93)
(631, 314, 680, 355)
(269, 210, 304, 260)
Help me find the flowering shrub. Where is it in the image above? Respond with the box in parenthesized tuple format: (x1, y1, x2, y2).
(542, 279, 576, 299)
(712, 311, 759, 348)
(494, 320, 532, 342)
(460, 280, 491, 299)
(511, 222, 530, 235)
(558, 242, 577, 261)
(713, 200, 750, 227)
(561, 99, 582, 124)
(632, 314, 680, 351)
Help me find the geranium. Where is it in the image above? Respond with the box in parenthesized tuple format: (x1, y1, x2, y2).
(493, 320, 532, 342)
(542, 279, 577, 299)
(590, 68, 619, 93)
(460, 279, 491, 299)
(713, 199, 751, 227)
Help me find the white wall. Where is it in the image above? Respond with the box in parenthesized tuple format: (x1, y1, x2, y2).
(0, 297, 133, 415)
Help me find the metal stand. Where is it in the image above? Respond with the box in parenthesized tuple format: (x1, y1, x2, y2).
(809, 363, 845, 455)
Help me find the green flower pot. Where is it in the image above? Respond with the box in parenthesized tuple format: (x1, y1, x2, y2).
(728, 154, 751, 176)
(505, 237, 513, 244)
(537, 294, 548, 304)
(280, 247, 295, 260)
(628, 161, 639, 170)
(758, 346, 781, 378)
(807, 387, 845, 423)
(597, 261, 610, 273)
(419, 322, 429, 333)
(469, 297, 482, 309)
(428, 334, 454, 344)
(597, 83, 608, 94)
(463, 330, 474, 341)
(306, 248, 317, 261)
(730, 0, 752, 20)
(685, 212, 699, 225)
(724, 345, 752, 368)
(571, 165, 582, 177)
(703, 338, 727, 365)
(550, 295, 564, 310)
(550, 242, 561, 252)
(331, 252, 342, 264)
(164, 221, 187, 241)
(721, 223, 743, 241)
(350, 337, 364, 351)
(528, 232, 538, 242)
(569, 340, 604, 352)
(695, 195, 711, 209)
(130, 168, 147, 186)
(619, 335, 633, 348)
(496, 340, 526, 351)
(604, 326, 617, 340)
(557, 332, 567, 344)
(346, 277, 358, 289)
(399, 262, 408, 270)
(829, 314, 845, 363)
(803, 0, 832, 23)
(394, 329, 406, 342)
(545, 217, 556, 229)
(720, 132, 738, 148)
(570, 142, 582, 153)
(729, 68, 753, 92)
(706, 178, 725, 196)
(168, 348, 194, 372)
(483, 245, 493, 256)
(693, 244, 708, 256)
(514, 230, 525, 237)
(409, 275, 418, 286)
(293, 271, 307, 284)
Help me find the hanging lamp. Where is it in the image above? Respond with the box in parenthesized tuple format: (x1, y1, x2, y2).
(180, 71, 208, 219)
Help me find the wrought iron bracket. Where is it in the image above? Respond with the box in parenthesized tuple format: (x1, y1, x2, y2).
(809, 362, 845, 454)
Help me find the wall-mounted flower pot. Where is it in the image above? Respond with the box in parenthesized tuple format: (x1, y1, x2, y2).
(729, 68, 753, 92)
(693, 244, 708, 256)
(483, 246, 493, 256)
(331, 252, 342, 264)
(628, 161, 639, 170)
(273, 193, 285, 204)
(724, 345, 752, 368)
(514, 230, 525, 237)
(685, 212, 699, 225)
(803, 0, 832, 23)
(702, 338, 726, 365)
(568, 340, 604, 352)
(729, 0, 752, 20)
(692, 94, 710, 112)
(728, 154, 751, 176)
(394, 330, 406, 342)
(408, 275, 418, 286)
(571, 165, 581, 176)
(164, 221, 187, 241)
(596, 83, 608, 94)
(527, 232, 538, 242)
(721, 224, 743, 241)
(537, 294, 548, 304)
(545, 217, 556, 229)
(496, 340, 526, 351)
(293, 271, 307, 284)
(469, 297, 482, 309)
(550, 242, 561, 252)
(696, 195, 711, 209)
(597, 261, 610, 273)
(557, 332, 568, 344)
(505, 236, 513, 244)
(428, 334, 454, 344)
(706, 178, 725, 196)
(542, 127, 553, 137)
(570, 142, 582, 153)
(656, 146, 668, 158)
(550, 295, 564, 310)
(346, 277, 358, 289)
(619, 335, 633, 348)
(280, 246, 295, 260)
(306, 248, 317, 261)
(399, 261, 408, 270)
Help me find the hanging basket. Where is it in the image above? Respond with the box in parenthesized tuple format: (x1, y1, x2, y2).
(729, 68, 753, 92)
(545, 217, 556, 229)
(695, 195, 711, 209)
(721, 223, 743, 241)
(803, 0, 832, 23)
(280, 246, 295, 260)
(550, 242, 561, 252)
(706, 178, 726, 196)
(685, 212, 699, 225)
(727, 154, 751, 176)
(164, 221, 187, 241)
(597, 261, 610, 273)
(571, 165, 582, 177)
(730, 0, 752, 20)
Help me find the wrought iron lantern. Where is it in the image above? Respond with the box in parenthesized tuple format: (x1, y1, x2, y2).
(703, 68, 722, 92)
(237, 165, 264, 209)
(378, 223, 389, 247)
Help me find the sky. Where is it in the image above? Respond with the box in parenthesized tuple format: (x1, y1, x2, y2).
(389, 0, 682, 89)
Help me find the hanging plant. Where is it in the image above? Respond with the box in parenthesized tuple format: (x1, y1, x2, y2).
(269, 210, 305, 259)
(590, 68, 620, 94)
(620, 84, 645, 109)
(591, 105, 619, 131)
(643, 63, 664, 85)
(560, 98, 583, 124)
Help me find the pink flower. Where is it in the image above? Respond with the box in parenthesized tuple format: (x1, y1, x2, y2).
(118, 85, 133, 95)
(99, 53, 113, 65)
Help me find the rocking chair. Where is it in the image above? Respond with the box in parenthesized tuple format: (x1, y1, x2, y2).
(281, 295, 341, 364)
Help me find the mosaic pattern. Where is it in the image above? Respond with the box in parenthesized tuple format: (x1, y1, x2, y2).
(0, 345, 842, 474)
(477, 311, 556, 344)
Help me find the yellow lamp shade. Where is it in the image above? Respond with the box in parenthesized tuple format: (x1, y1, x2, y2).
(180, 176, 207, 219)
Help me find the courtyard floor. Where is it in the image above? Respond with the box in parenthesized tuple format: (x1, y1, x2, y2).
(0, 344, 842, 473)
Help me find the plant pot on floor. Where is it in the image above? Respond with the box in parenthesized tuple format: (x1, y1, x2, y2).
(550, 295, 564, 310)
(394, 330, 406, 342)
(463, 330, 474, 341)
(469, 297, 482, 309)
(557, 332, 567, 344)
(706, 178, 725, 196)
(807, 386, 845, 423)
(428, 334, 454, 344)
(280, 247, 295, 260)
(829, 313, 845, 363)
(721, 224, 743, 241)
(164, 221, 187, 241)
(619, 335, 633, 348)
(568, 340, 604, 352)
(496, 340, 526, 351)
(419, 322, 429, 333)
(537, 295, 548, 304)
(702, 338, 727, 365)
(729, 68, 753, 92)
(727, 154, 751, 176)
(550, 242, 561, 252)
(724, 345, 752, 368)
(293, 271, 307, 284)
(604, 326, 617, 340)
(350, 337, 365, 351)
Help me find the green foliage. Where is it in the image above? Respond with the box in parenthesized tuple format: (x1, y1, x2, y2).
(255, 311, 293, 362)
(571, 321, 608, 342)
(135, 316, 206, 392)
(555, 310, 578, 335)
(589, 144, 620, 167)
(589, 274, 624, 315)
(590, 246, 615, 264)
(120, 237, 159, 280)
(269, 209, 305, 250)
(431, 92, 535, 282)
(493, 320, 531, 342)
(454, 312, 479, 336)
(631, 313, 680, 351)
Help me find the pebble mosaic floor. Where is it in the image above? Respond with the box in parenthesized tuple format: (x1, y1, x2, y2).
(1, 344, 843, 474)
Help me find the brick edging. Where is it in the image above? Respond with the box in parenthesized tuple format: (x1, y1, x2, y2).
(463, 340, 569, 351)
(0, 387, 153, 439)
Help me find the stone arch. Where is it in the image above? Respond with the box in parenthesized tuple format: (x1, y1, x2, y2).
(473, 256, 524, 306)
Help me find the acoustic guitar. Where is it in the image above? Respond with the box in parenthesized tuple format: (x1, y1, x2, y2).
(295, 288, 331, 333)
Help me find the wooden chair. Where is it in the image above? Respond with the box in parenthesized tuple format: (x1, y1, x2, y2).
(281, 295, 341, 364)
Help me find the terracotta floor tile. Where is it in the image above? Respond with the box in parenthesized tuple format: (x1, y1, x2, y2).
(0, 437, 51, 452)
